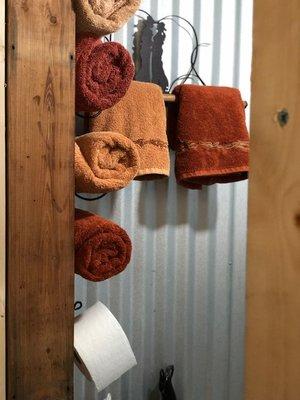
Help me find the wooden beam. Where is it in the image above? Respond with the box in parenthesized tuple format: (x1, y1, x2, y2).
(245, 1, 300, 399)
(0, 0, 5, 398)
(6, 1, 75, 399)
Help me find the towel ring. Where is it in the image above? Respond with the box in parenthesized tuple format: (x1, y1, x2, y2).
(75, 193, 108, 201)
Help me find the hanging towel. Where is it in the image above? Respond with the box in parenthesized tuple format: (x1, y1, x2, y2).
(173, 85, 249, 189)
(76, 35, 134, 113)
(73, 0, 141, 36)
(90, 81, 170, 180)
(75, 131, 140, 193)
(75, 209, 132, 282)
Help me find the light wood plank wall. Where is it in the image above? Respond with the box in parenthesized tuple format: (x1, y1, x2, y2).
(0, 1, 5, 398)
(6, 1, 75, 398)
(246, 1, 300, 399)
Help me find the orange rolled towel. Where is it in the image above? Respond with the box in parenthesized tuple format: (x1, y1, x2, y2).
(75, 131, 140, 193)
(173, 85, 249, 189)
(75, 209, 132, 282)
(90, 81, 170, 180)
(73, 0, 141, 36)
(76, 36, 134, 113)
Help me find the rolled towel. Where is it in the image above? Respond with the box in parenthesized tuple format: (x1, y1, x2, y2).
(75, 131, 140, 193)
(90, 81, 170, 180)
(76, 35, 135, 112)
(172, 85, 249, 189)
(74, 0, 141, 36)
(75, 209, 132, 282)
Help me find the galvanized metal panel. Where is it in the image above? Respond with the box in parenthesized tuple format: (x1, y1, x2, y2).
(74, 1, 253, 399)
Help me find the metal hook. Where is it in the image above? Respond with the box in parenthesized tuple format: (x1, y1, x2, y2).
(74, 301, 83, 311)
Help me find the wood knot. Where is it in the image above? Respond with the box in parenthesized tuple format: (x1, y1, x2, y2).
(295, 213, 300, 227)
(50, 15, 57, 24)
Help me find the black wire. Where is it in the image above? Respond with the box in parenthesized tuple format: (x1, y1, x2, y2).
(76, 111, 102, 119)
(75, 193, 108, 201)
(169, 73, 204, 92)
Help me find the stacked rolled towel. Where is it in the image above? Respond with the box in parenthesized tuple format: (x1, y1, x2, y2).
(75, 131, 140, 193)
(75, 209, 132, 282)
(90, 81, 170, 180)
(172, 85, 249, 189)
(76, 35, 135, 112)
(73, 0, 141, 36)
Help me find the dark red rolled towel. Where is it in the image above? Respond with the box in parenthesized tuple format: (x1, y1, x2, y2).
(173, 85, 249, 189)
(75, 209, 132, 282)
(76, 35, 135, 112)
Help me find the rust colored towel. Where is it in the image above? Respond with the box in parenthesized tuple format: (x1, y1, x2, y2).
(90, 81, 170, 179)
(75, 131, 140, 193)
(173, 85, 249, 189)
(74, 0, 141, 36)
(76, 35, 135, 112)
(75, 209, 132, 282)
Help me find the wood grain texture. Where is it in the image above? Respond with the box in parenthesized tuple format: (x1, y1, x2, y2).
(0, 1, 5, 398)
(245, 1, 300, 399)
(7, 1, 75, 399)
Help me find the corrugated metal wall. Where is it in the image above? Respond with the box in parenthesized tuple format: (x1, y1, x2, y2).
(74, 1, 253, 399)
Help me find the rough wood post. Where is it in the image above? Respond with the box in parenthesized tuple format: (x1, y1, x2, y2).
(246, 1, 300, 399)
(6, 1, 75, 398)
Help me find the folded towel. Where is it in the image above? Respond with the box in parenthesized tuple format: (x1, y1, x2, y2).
(173, 85, 249, 189)
(76, 35, 135, 113)
(75, 209, 132, 282)
(75, 131, 140, 193)
(74, 0, 141, 36)
(90, 81, 170, 180)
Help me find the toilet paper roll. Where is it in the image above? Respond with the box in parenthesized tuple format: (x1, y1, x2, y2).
(74, 301, 137, 392)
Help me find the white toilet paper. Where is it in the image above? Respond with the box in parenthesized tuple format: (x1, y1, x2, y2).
(74, 301, 137, 392)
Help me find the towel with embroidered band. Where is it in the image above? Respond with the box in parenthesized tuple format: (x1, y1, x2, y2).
(90, 81, 170, 180)
(172, 84, 249, 189)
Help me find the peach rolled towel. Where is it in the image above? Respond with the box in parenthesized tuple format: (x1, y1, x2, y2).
(73, 0, 141, 36)
(75, 131, 140, 193)
(90, 81, 170, 180)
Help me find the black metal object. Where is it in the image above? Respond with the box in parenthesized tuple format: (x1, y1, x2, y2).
(74, 301, 83, 311)
(159, 365, 177, 400)
(133, 10, 206, 92)
(75, 193, 108, 201)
